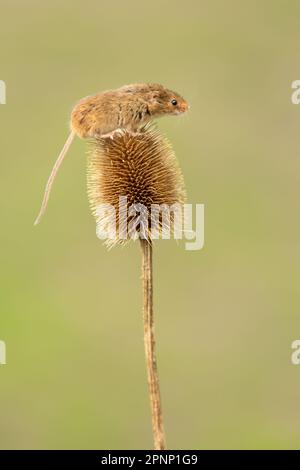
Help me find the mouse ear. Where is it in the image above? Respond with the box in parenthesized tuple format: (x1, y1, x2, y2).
(147, 92, 160, 112)
(150, 91, 160, 100)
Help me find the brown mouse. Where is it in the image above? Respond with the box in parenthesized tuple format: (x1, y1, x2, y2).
(34, 83, 189, 225)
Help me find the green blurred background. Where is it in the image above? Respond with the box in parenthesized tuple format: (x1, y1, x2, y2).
(0, 0, 300, 450)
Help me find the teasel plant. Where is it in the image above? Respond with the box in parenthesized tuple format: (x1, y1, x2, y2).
(87, 125, 186, 450)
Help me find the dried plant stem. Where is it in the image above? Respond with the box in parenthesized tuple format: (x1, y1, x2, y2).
(140, 239, 166, 450)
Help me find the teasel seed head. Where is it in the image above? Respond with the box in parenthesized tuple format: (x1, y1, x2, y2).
(87, 126, 186, 248)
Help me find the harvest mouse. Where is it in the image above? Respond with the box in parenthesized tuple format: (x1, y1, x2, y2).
(34, 83, 189, 225)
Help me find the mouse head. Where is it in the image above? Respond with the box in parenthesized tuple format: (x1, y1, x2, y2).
(146, 85, 189, 117)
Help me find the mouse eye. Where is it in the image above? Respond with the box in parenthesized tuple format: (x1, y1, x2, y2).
(171, 99, 177, 106)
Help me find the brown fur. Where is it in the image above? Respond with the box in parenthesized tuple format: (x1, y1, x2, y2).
(34, 83, 188, 225)
(71, 83, 188, 138)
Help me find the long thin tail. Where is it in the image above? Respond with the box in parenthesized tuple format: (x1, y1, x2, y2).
(34, 130, 76, 225)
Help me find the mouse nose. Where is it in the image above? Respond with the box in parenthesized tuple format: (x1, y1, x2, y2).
(182, 102, 189, 112)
